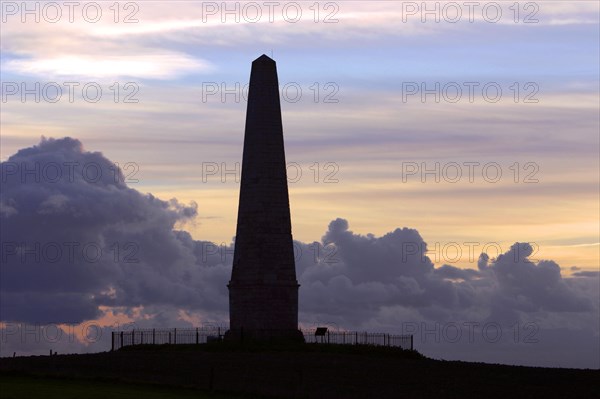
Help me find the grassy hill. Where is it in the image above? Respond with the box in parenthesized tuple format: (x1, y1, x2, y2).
(1, 343, 598, 398)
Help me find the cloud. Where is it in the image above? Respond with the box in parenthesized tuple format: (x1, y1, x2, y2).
(297, 221, 594, 324)
(0, 137, 205, 323)
(3, 54, 212, 80)
(1, 138, 598, 368)
(487, 243, 593, 313)
(292, 221, 598, 368)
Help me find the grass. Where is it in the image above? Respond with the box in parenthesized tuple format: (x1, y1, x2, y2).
(1, 346, 597, 399)
(118, 341, 425, 359)
(0, 373, 263, 399)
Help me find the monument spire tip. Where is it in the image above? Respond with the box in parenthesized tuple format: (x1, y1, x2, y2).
(254, 54, 275, 63)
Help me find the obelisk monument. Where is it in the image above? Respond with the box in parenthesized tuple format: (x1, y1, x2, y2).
(227, 55, 302, 341)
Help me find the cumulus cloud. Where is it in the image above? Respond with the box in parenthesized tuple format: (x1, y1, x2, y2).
(1, 138, 598, 368)
(296, 220, 595, 325)
(488, 243, 593, 312)
(294, 222, 598, 368)
(0, 137, 216, 324)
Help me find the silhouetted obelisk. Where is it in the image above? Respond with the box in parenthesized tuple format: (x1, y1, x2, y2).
(226, 55, 302, 342)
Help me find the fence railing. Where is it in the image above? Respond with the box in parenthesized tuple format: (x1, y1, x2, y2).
(111, 327, 224, 350)
(111, 328, 413, 351)
(304, 330, 413, 349)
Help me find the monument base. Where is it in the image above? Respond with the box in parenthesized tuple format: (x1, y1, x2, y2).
(224, 328, 305, 344)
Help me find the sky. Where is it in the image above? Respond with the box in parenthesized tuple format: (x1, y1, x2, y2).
(1, 1, 599, 368)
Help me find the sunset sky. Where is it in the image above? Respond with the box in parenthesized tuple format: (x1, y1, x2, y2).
(1, 1, 599, 368)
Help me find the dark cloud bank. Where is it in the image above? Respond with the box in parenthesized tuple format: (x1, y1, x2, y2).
(1, 138, 598, 368)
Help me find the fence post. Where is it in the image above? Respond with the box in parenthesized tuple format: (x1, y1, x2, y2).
(343, 331, 345, 345)
(132, 329, 135, 346)
(120, 331, 123, 348)
(174, 328, 177, 344)
(355, 331, 358, 345)
(153, 328, 155, 345)
(111, 332, 114, 351)
(410, 335, 413, 350)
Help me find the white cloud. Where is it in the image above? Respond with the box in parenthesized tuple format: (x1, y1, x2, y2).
(3, 54, 212, 80)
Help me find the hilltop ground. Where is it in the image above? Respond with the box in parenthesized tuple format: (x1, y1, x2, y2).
(1, 343, 598, 398)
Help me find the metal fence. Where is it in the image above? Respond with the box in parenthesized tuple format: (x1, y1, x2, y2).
(111, 327, 413, 351)
(304, 330, 413, 349)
